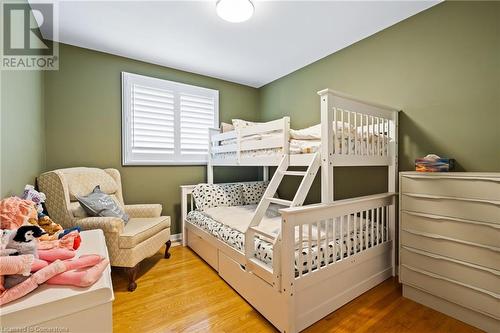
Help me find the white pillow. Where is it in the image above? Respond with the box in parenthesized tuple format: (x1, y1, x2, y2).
(290, 124, 321, 140)
(221, 122, 234, 133)
(290, 121, 352, 140)
(232, 119, 261, 130)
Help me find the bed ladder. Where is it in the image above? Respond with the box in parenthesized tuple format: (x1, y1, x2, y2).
(244, 153, 321, 271)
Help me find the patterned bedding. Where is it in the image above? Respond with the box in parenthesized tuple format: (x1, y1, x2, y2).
(187, 208, 384, 274)
(213, 128, 388, 160)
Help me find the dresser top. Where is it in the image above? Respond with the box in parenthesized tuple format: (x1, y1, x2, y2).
(400, 171, 500, 178)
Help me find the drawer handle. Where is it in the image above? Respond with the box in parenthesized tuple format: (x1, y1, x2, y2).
(402, 264, 500, 300)
(403, 228, 500, 253)
(401, 246, 500, 276)
(403, 211, 500, 229)
(403, 175, 500, 182)
(239, 264, 246, 271)
(403, 193, 500, 206)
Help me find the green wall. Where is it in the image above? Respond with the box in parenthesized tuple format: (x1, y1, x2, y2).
(260, 1, 500, 201)
(44, 44, 260, 233)
(0, 69, 45, 198)
(0, 0, 46, 198)
(42, 1, 499, 232)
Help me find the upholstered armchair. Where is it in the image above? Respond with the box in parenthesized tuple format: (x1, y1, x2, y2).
(38, 167, 171, 291)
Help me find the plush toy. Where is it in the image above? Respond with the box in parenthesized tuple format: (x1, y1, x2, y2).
(21, 185, 46, 214)
(37, 215, 63, 235)
(6, 225, 46, 258)
(0, 225, 109, 305)
(28, 215, 64, 241)
(0, 197, 38, 230)
(4, 225, 77, 267)
(0, 255, 110, 305)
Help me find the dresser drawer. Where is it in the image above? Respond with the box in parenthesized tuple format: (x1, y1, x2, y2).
(401, 194, 500, 225)
(400, 247, 500, 294)
(187, 228, 219, 270)
(400, 230, 500, 271)
(400, 265, 500, 320)
(401, 175, 500, 201)
(401, 211, 500, 248)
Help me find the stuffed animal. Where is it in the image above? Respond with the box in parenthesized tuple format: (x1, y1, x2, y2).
(0, 255, 110, 305)
(0, 224, 109, 305)
(21, 185, 46, 214)
(27, 214, 67, 242)
(6, 225, 46, 258)
(37, 215, 62, 235)
(0, 230, 18, 256)
(0, 197, 38, 230)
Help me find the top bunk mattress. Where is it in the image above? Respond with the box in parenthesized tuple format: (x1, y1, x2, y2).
(214, 121, 388, 157)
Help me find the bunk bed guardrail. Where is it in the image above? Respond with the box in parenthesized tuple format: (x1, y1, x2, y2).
(278, 192, 396, 289)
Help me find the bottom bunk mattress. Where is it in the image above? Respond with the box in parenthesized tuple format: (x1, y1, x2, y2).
(186, 205, 385, 273)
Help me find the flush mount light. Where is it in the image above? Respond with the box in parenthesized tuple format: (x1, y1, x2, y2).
(216, 0, 254, 23)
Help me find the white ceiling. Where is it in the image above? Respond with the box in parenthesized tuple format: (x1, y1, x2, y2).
(38, 0, 439, 87)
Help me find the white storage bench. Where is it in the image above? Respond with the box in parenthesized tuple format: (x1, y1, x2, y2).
(0, 229, 114, 333)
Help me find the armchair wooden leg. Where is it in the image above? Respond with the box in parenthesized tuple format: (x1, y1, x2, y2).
(164, 240, 172, 259)
(125, 264, 139, 291)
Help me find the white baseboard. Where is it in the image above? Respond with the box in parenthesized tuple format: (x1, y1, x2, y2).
(170, 233, 182, 246)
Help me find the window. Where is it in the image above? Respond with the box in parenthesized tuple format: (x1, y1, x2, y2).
(122, 72, 219, 165)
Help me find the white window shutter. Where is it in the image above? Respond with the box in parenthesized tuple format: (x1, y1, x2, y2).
(131, 84, 175, 154)
(180, 93, 216, 155)
(122, 72, 219, 165)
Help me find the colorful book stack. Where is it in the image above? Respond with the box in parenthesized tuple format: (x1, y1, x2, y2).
(415, 157, 455, 172)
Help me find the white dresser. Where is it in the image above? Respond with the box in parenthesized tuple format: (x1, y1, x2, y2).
(399, 172, 500, 332)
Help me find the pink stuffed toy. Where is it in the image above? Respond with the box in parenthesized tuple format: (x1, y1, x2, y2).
(0, 226, 110, 305)
(0, 258, 67, 305)
(0, 255, 109, 305)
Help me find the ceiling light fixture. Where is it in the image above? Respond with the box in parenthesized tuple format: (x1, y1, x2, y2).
(216, 0, 254, 23)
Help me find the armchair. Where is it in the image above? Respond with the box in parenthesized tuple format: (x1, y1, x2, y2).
(38, 167, 171, 291)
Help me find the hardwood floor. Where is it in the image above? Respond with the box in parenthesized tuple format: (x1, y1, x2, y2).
(112, 245, 482, 333)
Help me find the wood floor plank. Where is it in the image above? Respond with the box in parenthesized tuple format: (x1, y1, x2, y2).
(112, 246, 482, 333)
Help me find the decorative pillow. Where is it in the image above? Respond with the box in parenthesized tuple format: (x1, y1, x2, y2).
(192, 183, 244, 211)
(241, 181, 270, 205)
(221, 122, 234, 133)
(231, 119, 261, 131)
(76, 186, 129, 222)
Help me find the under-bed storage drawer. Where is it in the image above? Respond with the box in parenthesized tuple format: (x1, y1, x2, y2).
(401, 211, 500, 248)
(218, 252, 287, 331)
(400, 247, 500, 294)
(401, 194, 500, 224)
(400, 230, 500, 271)
(187, 228, 219, 270)
(401, 175, 500, 201)
(400, 265, 500, 320)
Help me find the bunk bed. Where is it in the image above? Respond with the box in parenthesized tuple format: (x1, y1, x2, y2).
(181, 89, 400, 333)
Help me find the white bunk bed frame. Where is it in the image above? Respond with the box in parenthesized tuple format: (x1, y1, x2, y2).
(181, 89, 400, 333)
